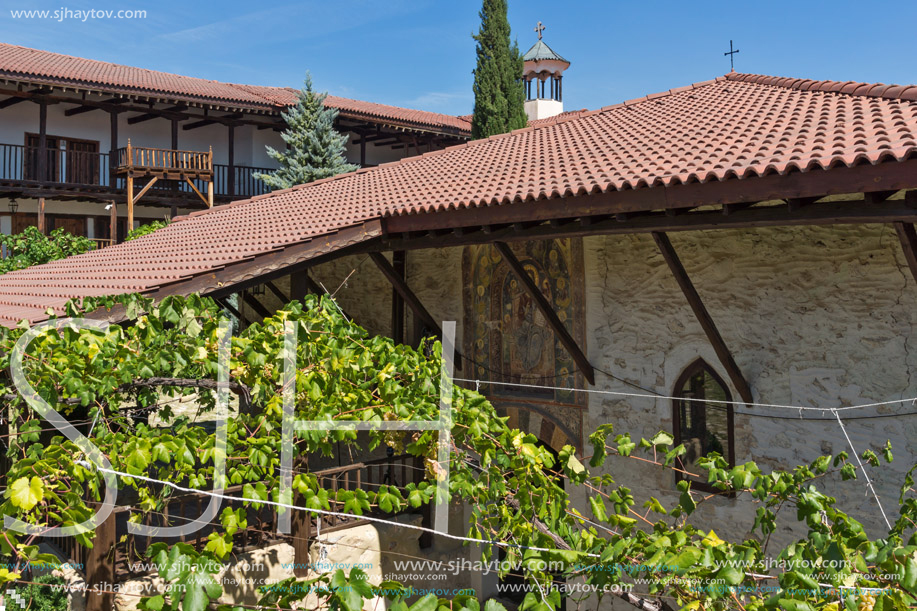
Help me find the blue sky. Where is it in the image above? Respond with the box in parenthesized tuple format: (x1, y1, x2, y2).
(2, 0, 915, 116)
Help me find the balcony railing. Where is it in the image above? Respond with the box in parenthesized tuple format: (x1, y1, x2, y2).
(116, 144, 212, 177)
(0, 142, 271, 199)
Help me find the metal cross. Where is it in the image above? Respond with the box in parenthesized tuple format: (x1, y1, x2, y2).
(724, 39, 740, 71)
(534, 21, 545, 40)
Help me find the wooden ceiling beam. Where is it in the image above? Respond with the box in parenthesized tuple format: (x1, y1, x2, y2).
(865, 190, 898, 205)
(64, 104, 101, 116)
(386, 160, 917, 234)
(652, 231, 753, 404)
(242, 291, 272, 320)
(494, 241, 595, 385)
(378, 198, 917, 252)
(127, 112, 160, 125)
(264, 280, 290, 305)
(369, 251, 463, 370)
(0, 96, 27, 110)
(183, 119, 217, 131)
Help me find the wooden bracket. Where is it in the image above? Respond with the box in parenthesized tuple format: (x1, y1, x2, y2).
(264, 280, 290, 305)
(652, 232, 753, 404)
(131, 176, 159, 206)
(242, 291, 272, 320)
(370, 252, 463, 370)
(894, 222, 917, 285)
(493, 241, 595, 385)
(184, 177, 209, 207)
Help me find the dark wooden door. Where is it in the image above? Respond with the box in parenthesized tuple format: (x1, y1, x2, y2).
(66, 139, 100, 185)
(24, 134, 60, 181)
(50, 215, 86, 236)
(11, 213, 36, 234)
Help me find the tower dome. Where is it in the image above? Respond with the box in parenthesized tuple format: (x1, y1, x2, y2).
(522, 23, 570, 121)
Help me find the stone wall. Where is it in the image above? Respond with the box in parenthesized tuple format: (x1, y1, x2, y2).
(237, 223, 917, 608)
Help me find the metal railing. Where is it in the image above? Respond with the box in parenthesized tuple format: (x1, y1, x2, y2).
(0, 143, 111, 186)
(0, 142, 271, 198)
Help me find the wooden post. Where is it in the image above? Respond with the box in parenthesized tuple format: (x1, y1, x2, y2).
(84, 513, 116, 611)
(37, 99, 48, 182)
(171, 119, 179, 197)
(290, 466, 311, 577)
(109, 200, 117, 244)
(126, 175, 134, 230)
(109, 111, 118, 189)
(652, 232, 754, 404)
(391, 251, 405, 344)
(360, 136, 366, 167)
(37, 198, 46, 234)
(228, 125, 235, 196)
(207, 146, 214, 207)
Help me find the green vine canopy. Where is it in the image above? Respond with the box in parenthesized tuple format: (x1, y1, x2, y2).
(0, 294, 914, 611)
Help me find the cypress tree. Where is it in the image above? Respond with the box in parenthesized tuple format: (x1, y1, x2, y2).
(471, 0, 527, 139)
(256, 74, 358, 191)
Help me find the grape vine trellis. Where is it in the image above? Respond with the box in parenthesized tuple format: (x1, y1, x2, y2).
(0, 293, 913, 611)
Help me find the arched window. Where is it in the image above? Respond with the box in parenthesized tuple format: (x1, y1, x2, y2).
(672, 359, 735, 490)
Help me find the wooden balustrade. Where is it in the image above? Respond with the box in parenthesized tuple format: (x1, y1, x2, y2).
(116, 143, 212, 176)
(51, 452, 428, 610)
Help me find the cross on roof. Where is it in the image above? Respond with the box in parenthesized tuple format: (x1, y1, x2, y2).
(534, 21, 545, 40)
(724, 39, 740, 71)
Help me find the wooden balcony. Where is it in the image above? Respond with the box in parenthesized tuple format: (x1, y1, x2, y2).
(115, 143, 213, 181)
(0, 142, 271, 202)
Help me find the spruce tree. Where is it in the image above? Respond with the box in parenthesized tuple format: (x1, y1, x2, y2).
(471, 0, 527, 139)
(256, 74, 358, 191)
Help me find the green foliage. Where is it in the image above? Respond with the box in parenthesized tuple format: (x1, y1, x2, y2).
(126, 219, 170, 241)
(9, 574, 68, 611)
(255, 74, 358, 191)
(471, 0, 527, 139)
(0, 293, 915, 611)
(0, 226, 95, 274)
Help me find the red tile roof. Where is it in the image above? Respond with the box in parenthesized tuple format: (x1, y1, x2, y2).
(0, 43, 471, 135)
(0, 71, 916, 326)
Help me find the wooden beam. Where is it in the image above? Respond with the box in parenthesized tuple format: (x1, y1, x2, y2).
(184, 177, 209, 206)
(126, 175, 134, 229)
(131, 176, 159, 205)
(242, 291, 272, 320)
(183, 119, 216, 131)
(369, 251, 463, 369)
(865, 190, 898, 205)
(228, 125, 235, 196)
(37, 99, 47, 182)
(391, 251, 405, 344)
(651, 232, 753, 404)
(0, 97, 27, 110)
(894, 222, 917, 285)
(109, 111, 118, 189)
(379, 198, 917, 253)
(37, 197, 46, 234)
(127, 112, 160, 125)
(264, 280, 290, 305)
(109, 200, 117, 245)
(386, 160, 917, 234)
(215, 297, 243, 321)
(493, 241, 595, 385)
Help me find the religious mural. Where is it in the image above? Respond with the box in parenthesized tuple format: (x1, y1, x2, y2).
(462, 239, 586, 450)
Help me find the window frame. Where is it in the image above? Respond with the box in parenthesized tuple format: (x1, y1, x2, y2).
(672, 358, 736, 493)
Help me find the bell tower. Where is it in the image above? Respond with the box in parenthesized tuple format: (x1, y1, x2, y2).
(522, 22, 570, 121)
